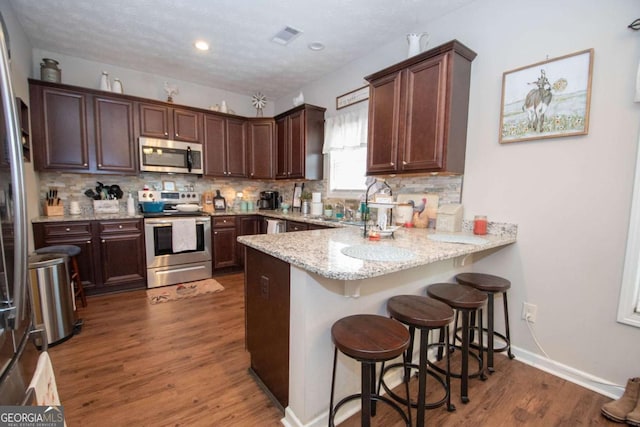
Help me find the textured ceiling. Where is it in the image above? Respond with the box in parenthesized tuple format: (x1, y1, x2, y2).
(9, 0, 476, 99)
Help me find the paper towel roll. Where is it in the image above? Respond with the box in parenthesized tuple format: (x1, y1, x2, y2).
(312, 192, 321, 203)
(311, 202, 323, 216)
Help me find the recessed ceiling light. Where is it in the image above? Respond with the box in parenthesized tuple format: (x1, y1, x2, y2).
(194, 40, 210, 51)
(308, 42, 325, 51)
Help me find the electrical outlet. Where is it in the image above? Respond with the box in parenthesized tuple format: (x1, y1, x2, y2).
(522, 302, 537, 323)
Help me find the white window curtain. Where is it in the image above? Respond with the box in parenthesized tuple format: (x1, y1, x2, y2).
(322, 107, 368, 153)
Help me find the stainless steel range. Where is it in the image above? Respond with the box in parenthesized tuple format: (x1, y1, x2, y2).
(139, 190, 212, 288)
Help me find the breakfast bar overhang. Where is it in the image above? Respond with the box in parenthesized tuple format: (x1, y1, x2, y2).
(239, 224, 517, 427)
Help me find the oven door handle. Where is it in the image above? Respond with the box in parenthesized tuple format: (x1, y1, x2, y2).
(145, 218, 210, 226)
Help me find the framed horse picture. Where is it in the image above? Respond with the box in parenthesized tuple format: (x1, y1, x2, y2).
(499, 49, 594, 144)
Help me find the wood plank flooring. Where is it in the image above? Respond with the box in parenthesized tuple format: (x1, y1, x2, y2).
(49, 272, 618, 426)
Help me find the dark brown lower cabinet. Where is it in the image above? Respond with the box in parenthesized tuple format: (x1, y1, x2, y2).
(245, 247, 290, 410)
(236, 215, 260, 267)
(212, 216, 238, 269)
(33, 219, 146, 295)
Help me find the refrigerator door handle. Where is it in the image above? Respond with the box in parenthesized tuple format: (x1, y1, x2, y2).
(0, 304, 16, 329)
(29, 326, 48, 351)
(0, 28, 28, 324)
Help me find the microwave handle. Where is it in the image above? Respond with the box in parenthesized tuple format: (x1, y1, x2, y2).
(187, 146, 193, 173)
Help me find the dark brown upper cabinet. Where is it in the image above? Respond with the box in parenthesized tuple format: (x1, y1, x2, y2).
(274, 104, 325, 180)
(365, 40, 476, 175)
(203, 114, 247, 178)
(247, 118, 276, 179)
(29, 80, 136, 174)
(138, 102, 202, 143)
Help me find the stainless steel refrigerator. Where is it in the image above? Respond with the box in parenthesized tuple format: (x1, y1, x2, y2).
(0, 13, 42, 404)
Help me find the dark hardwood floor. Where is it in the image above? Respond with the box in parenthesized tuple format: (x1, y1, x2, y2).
(49, 272, 617, 426)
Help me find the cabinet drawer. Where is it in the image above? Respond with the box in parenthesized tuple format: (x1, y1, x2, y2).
(98, 220, 142, 234)
(213, 216, 236, 228)
(42, 222, 92, 237)
(286, 221, 308, 232)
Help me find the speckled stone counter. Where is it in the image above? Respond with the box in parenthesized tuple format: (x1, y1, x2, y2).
(241, 221, 517, 426)
(238, 223, 516, 281)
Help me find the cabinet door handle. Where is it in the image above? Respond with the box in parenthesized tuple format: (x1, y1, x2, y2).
(65, 227, 70, 232)
(98, 163, 102, 168)
(402, 161, 407, 165)
(83, 163, 88, 167)
(118, 225, 123, 229)
(86, 240, 91, 244)
(214, 231, 218, 235)
(164, 132, 168, 136)
(101, 239, 105, 243)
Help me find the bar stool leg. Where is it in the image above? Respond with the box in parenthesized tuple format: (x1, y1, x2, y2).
(362, 362, 373, 427)
(70, 255, 87, 308)
(461, 310, 470, 403)
(444, 325, 455, 412)
(329, 348, 338, 427)
(417, 328, 428, 427)
(479, 309, 487, 381)
(504, 292, 515, 359)
(487, 294, 495, 373)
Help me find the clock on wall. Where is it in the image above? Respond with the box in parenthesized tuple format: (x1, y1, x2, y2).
(251, 92, 266, 117)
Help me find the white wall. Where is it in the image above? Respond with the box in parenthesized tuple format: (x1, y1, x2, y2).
(278, 0, 640, 389)
(1, 0, 37, 250)
(31, 48, 273, 117)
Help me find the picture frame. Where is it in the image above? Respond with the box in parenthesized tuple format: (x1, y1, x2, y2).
(292, 184, 302, 209)
(214, 197, 226, 211)
(162, 180, 175, 191)
(336, 85, 369, 110)
(499, 49, 594, 144)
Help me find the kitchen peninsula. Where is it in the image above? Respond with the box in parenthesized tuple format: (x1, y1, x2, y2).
(238, 223, 516, 427)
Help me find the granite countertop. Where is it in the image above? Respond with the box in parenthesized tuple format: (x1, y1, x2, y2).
(238, 223, 517, 281)
(30, 209, 344, 225)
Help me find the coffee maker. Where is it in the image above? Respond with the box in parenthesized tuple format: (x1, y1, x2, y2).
(258, 191, 279, 210)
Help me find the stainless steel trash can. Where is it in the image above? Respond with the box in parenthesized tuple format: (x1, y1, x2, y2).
(28, 253, 76, 345)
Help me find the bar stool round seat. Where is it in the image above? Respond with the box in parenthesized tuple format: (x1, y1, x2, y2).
(455, 272, 514, 373)
(426, 283, 487, 404)
(380, 295, 455, 427)
(329, 314, 412, 427)
(35, 245, 87, 308)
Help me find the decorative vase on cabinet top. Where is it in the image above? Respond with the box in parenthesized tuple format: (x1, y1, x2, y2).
(406, 33, 429, 57)
(40, 58, 61, 83)
(99, 71, 111, 91)
(112, 78, 123, 94)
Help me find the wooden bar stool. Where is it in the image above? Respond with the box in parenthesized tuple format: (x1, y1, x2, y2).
(329, 314, 412, 427)
(455, 272, 514, 373)
(378, 295, 455, 427)
(426, 283, 487, 404)
(35, 245, 87, 308)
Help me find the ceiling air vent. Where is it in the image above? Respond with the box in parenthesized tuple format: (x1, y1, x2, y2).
(271, 26, 303, 45)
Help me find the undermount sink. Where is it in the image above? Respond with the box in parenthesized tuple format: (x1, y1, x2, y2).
(316, 218, 364, 227)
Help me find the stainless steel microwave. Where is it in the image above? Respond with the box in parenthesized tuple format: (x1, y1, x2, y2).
(139, 137, 203, 174)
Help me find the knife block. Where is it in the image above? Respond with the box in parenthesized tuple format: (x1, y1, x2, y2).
(43, 203, 64, 216)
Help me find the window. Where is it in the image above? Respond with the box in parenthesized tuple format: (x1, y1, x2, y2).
(323, 107, 368, 196)
(329, 147, 367, 192)
(618, 132, 640, 327)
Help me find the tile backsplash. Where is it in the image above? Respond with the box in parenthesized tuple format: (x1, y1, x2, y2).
(36, 171, 463, 216)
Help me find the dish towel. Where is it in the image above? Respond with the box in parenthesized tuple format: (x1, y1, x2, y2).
(266, 219, 284, 234)
(172, 218, 197, 252)
(27, 352, 67, 425)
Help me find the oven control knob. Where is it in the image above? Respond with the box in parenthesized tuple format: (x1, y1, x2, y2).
(181, 194, 186, 198)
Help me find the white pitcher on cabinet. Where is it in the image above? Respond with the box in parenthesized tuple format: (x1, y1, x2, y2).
(407, 32, 429, 57)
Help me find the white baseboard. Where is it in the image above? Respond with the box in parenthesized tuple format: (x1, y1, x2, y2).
(511, 345, 624, 399)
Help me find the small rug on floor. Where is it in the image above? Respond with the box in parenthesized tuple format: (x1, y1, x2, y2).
(147, 278, 224, 305)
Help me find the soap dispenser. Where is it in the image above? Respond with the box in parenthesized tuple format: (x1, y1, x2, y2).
(127, 192, 136, 216)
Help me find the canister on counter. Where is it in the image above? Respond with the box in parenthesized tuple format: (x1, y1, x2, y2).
(474, 215, 488, 235)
